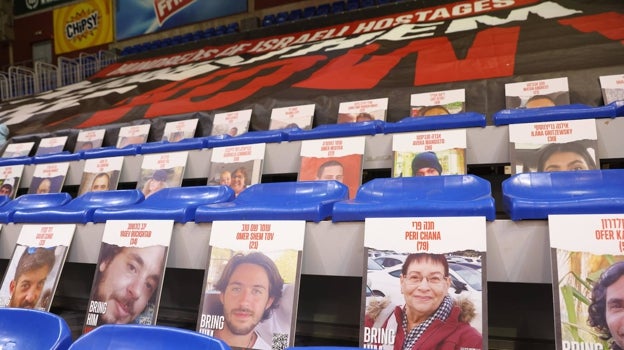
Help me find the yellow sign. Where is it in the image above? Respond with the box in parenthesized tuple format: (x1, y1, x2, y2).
(53, 0, 113, 54)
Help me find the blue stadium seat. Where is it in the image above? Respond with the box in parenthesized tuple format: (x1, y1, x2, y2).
(203, 129, 286, 148)
(79, 145, 139, 159)
(383, 112, 486, 134)
(215, 25, 227, 35)
(0, 155, 33, 166)
(0, 195, 10, 207)
(194, 180, 349, 223)
(361, 0, 375, 7)
(32, 151, 81, 164)
(502, 169, 624, 220)
(288, 9, 303, 21)
(332, 1, 346, 13)
(138, 138, 204, 155)
(493, 101, 624, 126)
(92, 186, 235, 223)
(204, 27, 216, 37)
(262, 14, 276, 26)
(303, 6, 317, 18)
(316, 4, 331, 16)
(284, 120, 383, 141)
(226, 22, 239, 33)
(347, 0, 360, 10)
(0, 308, 72, 350)
(332, 175, 496, 222)
(11, 190, 145, 224)
(69, 324, 229, 350)
(276, 11, 289, 24)
(0, 192, 73, 223)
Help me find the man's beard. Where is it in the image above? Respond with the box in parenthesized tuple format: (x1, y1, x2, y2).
(225, 307, 260, 336)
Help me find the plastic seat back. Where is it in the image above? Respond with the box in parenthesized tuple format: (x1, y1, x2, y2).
(0, 192, 73, 223)
(0, 308, 72, 350)
(69, 324, 230, 350)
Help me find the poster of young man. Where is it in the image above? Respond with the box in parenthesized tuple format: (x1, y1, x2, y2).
(137, 151, 188, 198)
(269, 104, 315, 130)
(508, 118, 598, 174)
(298, 136, 364, 199)
(74, 128, 106, 152)
(363, 217, 487, 350)
(162, 118, 198, 142)
(0, 164, 24, 199)
(28, 162, 71, 194)
(505, 77, 570, 109)
(410, 89, 466, 117)
(82, 219, 174, 334)
(392, 129, 467, 177)
(197, 220, 305, 350)
(549, 214, 624, 350)
(207, 143, 265, 197)
(211, 109, 252, 137)
(77, 156, 124, 196)
(338, 98, 388, 123)
(599, 74, 624, 105)
(0, 224, 76, 311)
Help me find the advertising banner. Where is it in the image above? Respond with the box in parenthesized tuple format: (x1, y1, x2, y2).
(53, 0, 113, 54)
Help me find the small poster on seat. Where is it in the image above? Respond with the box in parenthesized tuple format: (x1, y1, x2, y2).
(82, 219, 174, 334)
(338, 98, 388, 123)
(116, 124, 150, 148)
(137, 151, 189, 199)
(197, 220, 305, 350)
(162, 118, 199, 142)
(548, 214, 624, 350)
(2, 142, 35, 158)
(75, 129, 106, 152)
(269, 104, 315, 130)
(410, 88, 465, 117)
(78, 156, 124, 196)
(504, 77, 570, 109)
(0, 164, 24, 199)
(28, 162, 71, 194)
(35, 136, 68, 156)
(0, 224, 76, 311)
(208, 143, 266, 197)
(508, 118, 599, 174)
(392, 129, 467, 177)
(298, 136, 365, 199)
(599, 73, 624, 105)
(362, 217, 487, 350)
(211, 109, 252, 137)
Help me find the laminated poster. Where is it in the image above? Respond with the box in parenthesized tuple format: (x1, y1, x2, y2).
(508, 118, 598, 174)
(211, 109, 252, 137)
(549, 214, 624, 350)
(137, 151, 189, 199)
(269, 104, 315, 130)
(78, 156, 124, 196)
(362, 217, 487, 350)
(208, 143, 265, 197)
(599, 74, 624, 105)
(504, 77, 570, 109)
(0, 224, 76, 311)
(338, 98, 388, 123)
(116, 124, 151, 148)
(74, 128, 106, 152)
(410, 88, 466, 117)
(392, 129, 467, 177)
(162, 118, 199, 142)
(197, 220, 305, 350)
(83, 219, 174, 334)
(298, 136, 365, 199)
(35, 136, 68, 156)
(0, 164, 24, 199)
(2, 142, 35, 158)
(28, 162, 71, 194)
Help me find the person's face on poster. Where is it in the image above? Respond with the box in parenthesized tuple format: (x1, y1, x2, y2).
(542, 151, 592, 172)
(9, 265, 51, 308)
(605, 275, 624, 349)
(37, 179, 52, 194)
(400, 259, 450, 321)
(414, 167, 440, 177)
(95, 246, 165, 324)
(0, 184, 12, 197)
(525, 96, 555, 108)
(230, 170, 246, 195)
(91, 175, 110, 192)
(220, 263, 274, 336)
(317, 164, 344, 182)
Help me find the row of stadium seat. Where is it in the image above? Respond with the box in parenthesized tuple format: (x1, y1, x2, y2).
(4, 102, 622, 167)
(1, 169, 623, 224)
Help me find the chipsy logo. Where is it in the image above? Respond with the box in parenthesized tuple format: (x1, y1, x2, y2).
(65, 9, 99, 40)
(154, 0, 195, 25)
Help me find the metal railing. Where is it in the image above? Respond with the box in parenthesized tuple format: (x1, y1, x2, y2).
(0, 49, 117, 102)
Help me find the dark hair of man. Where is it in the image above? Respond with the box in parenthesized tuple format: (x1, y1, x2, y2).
(316, 160, 343, 178)
(215, 252, 284, 321)
(401, 253, 449, 277)
(15, 247, 56, 281)
(536, 141, 597, 172)
(588, 261, 624, 343)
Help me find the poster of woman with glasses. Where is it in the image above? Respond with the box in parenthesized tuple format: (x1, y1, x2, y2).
(362, 217, 486, 350)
